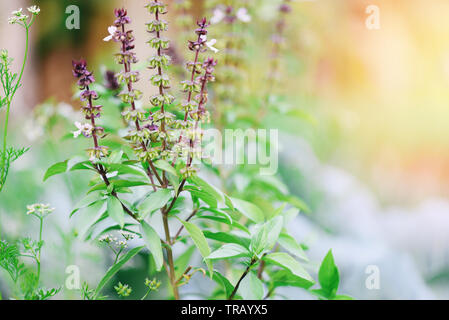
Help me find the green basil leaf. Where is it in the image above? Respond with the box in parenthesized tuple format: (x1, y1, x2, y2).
(154, 159, 178, 177)
(206, 243, 251, 261)
(69, 160, 94, 171)
(318, 250, 339, 298)
(212, 270, 235, 298)
(140, 221, 163, 271)
(239, 272, 264, 300)
(70, 192, 105, 218)
(93, 246, 144, 299)
(180, 220, 212, 275)
(88, 180, 149, 194)
(265, 252, 313, 283)
(137, 189, 172, 219)
(188, 176, 223, 203)
(107, 196, 125, 229)
(229, 197, 264, 223)
(270, 269, 315, 290)
(187, 187, 217, 208)
(250, 216, 283, 256)
(278, 232, 308, 261)
(104, 163, 147, 179)
(196, 215, 250, 234)
(198, 207, 233, 225)
(43, 160, 68, 181)
(203, 231, 250, 248)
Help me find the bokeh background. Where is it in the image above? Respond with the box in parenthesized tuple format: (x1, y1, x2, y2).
(2, 0, 449, 299)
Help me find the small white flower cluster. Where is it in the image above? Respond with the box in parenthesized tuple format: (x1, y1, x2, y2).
(8, 8, 28, 24)
(98, 234, 117, 244)
(117, 240, 128, 248)
(28, 5, 41, 15)
(99, 231, 135, 248)
(26, 203, 54, 218)
(8, 6, 40, 25)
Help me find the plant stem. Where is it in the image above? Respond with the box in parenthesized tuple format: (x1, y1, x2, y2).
(36, 216, 43, 283)
(228, 258, 257, 300)
(113, 247, 123, 265)
(175, 266, 192, 285)
(263, 288, 275, 300)
(153, 2, 168, 187)
(257, 253, 267, 279)
(257, 260, 265, 279)
(141, 288, 151, 300)
(1, 26, 29, 188)
(161, 209, 179, 300)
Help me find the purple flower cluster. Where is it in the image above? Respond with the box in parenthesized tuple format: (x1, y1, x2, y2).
(187, 18, 209, 51)
(114, 8, 131, 26)
(107, 7, 161, 187)
(181, 18, 210, 120)
(71, 60, 108, 162)
(110, 8, 146, 124)
(180, 56, 217, 177)
(72, 59, 95, 88)
(174, 18, 213, 169)
(146, 0, 177, 163)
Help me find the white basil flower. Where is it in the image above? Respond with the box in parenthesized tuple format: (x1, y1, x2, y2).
(103, 26, 118, 42)
(200, 35, 219, 53)
(73, 122, 93, 138)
